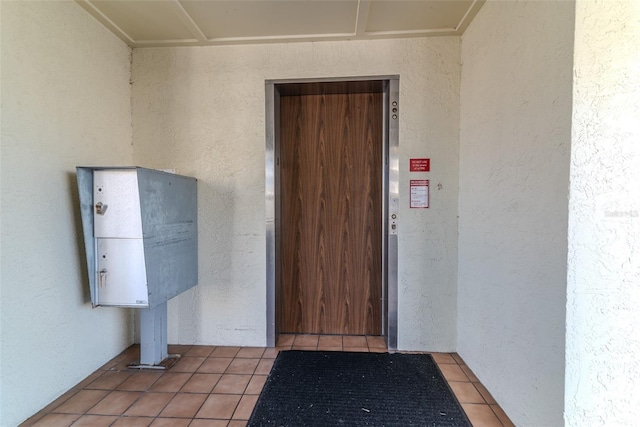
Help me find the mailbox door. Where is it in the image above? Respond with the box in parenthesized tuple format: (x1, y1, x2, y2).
(96, 238, 148, 307)
(93, 170, 143, 239)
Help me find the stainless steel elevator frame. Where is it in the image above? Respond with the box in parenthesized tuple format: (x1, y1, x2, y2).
(265, 76, 399, 349)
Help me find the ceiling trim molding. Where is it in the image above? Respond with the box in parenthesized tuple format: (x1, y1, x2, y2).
(455, 0, 486, 33)
(354, 0, 372, 37)
(75, 0, 135, 45)
(363, 28, 458, 37)
(129, 31, 465, 48)
(167, 0, 207, 43)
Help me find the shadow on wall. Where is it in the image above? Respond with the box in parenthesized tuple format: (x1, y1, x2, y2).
(68, 171, 92, 305)
(166, 179, 235, 344)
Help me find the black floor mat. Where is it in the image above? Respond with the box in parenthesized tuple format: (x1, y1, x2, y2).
(248, 350, 471, 426)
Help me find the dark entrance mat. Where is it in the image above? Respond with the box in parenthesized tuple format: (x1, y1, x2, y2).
(248, 350, 471, 426)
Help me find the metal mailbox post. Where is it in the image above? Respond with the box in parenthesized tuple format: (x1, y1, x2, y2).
(77, 167, 197, 368)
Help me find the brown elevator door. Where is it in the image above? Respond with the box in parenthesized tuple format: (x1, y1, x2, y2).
(279, 88, 382, 335)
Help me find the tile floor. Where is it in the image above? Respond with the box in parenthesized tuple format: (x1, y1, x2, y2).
(22, 335, 514, 427)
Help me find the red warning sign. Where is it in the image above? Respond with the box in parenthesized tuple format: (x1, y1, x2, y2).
(410, 158, 430, 172)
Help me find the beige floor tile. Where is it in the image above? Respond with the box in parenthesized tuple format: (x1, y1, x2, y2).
(438, 364, 470, 382)
(167, 345, 192, 354)
(87, 391, 142, 416)
(461, 364, 480, 383)
(184, 346, 216, 357)
(449, 382, 486, 404)
(52, 390, 109, 414)
(452, 353, 466, 365)
(254, 359, 275, 375)
(114, 357, 142, 371)
(195, 394, 242, 419)
(124, 392, 175, 417)
(111, 417, 154, 426)
(276, 345, 293, 351)
(197, 357, 233, 374)
(158, 393, 207, 418)
(474, 382, 497, 405)
(86, 371, 132, 390)
(210, 347, 241, 358)
(31, 387, 81, 418)
(116, 373, 163, 392)
(461, 403, 503, 427)
(212, 374, 251, 394)
(291, 345, 317, 351)
(276, 334, 295, 347)
(318, 335, 342, 347)
(31, 413, 80, 427)
(245, 375, 268, 395)
(232, 395, 259, 420)
(343, 347, 369, 352)
(70, 415, 118, 426)
(366, 336, 387, 348)
(431, 353, 457, 364)
(369, 347, 388, 353)
(170, 356, 205, 373)
(149, 418, 190, 427)
(189, 420, 229, 427)
(317, 346, 343, 352)
(343, 336, 367, 347)
(491, 404, 515, 427)
(228, 421, 248, 427)
(293, 335, 319, 347)
(236, 347, 266, 358)
(180, 373, 222, 393)
(226, 358, 260, 374)
(99, 357, 121, 371)
(148, 373, 191, 392)
(262, 348, 280, 358)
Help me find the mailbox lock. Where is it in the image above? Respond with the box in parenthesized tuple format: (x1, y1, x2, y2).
(98, 269, 107, 287)
(95, 202, 108, 215)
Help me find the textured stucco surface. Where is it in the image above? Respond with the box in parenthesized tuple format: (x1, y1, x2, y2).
(131, 38, 461, 351)
(458, 1, 574, 425)
(565, 0, 640, 425)
(0, 2, 134, 425)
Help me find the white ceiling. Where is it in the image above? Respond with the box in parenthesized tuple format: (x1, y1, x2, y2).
(76, 0, 485, 48)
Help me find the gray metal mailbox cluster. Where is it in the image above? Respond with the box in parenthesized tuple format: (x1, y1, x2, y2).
(76, 167, 198, 366)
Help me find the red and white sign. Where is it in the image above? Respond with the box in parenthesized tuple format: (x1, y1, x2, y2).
(410, 158, 430, 172)
(410, 180, 429, 208)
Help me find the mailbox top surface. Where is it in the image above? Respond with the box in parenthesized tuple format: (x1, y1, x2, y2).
(76, 166, 197, 182)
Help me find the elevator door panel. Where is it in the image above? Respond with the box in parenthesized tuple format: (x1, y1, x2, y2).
(280, 90, 382, 335)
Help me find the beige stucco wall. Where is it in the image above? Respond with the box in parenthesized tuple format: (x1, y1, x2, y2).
(0, 2, 134, 425)
(566, 0, 640, 425)
(458, 1, 574, 425)
(131, 38, 461, 351)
